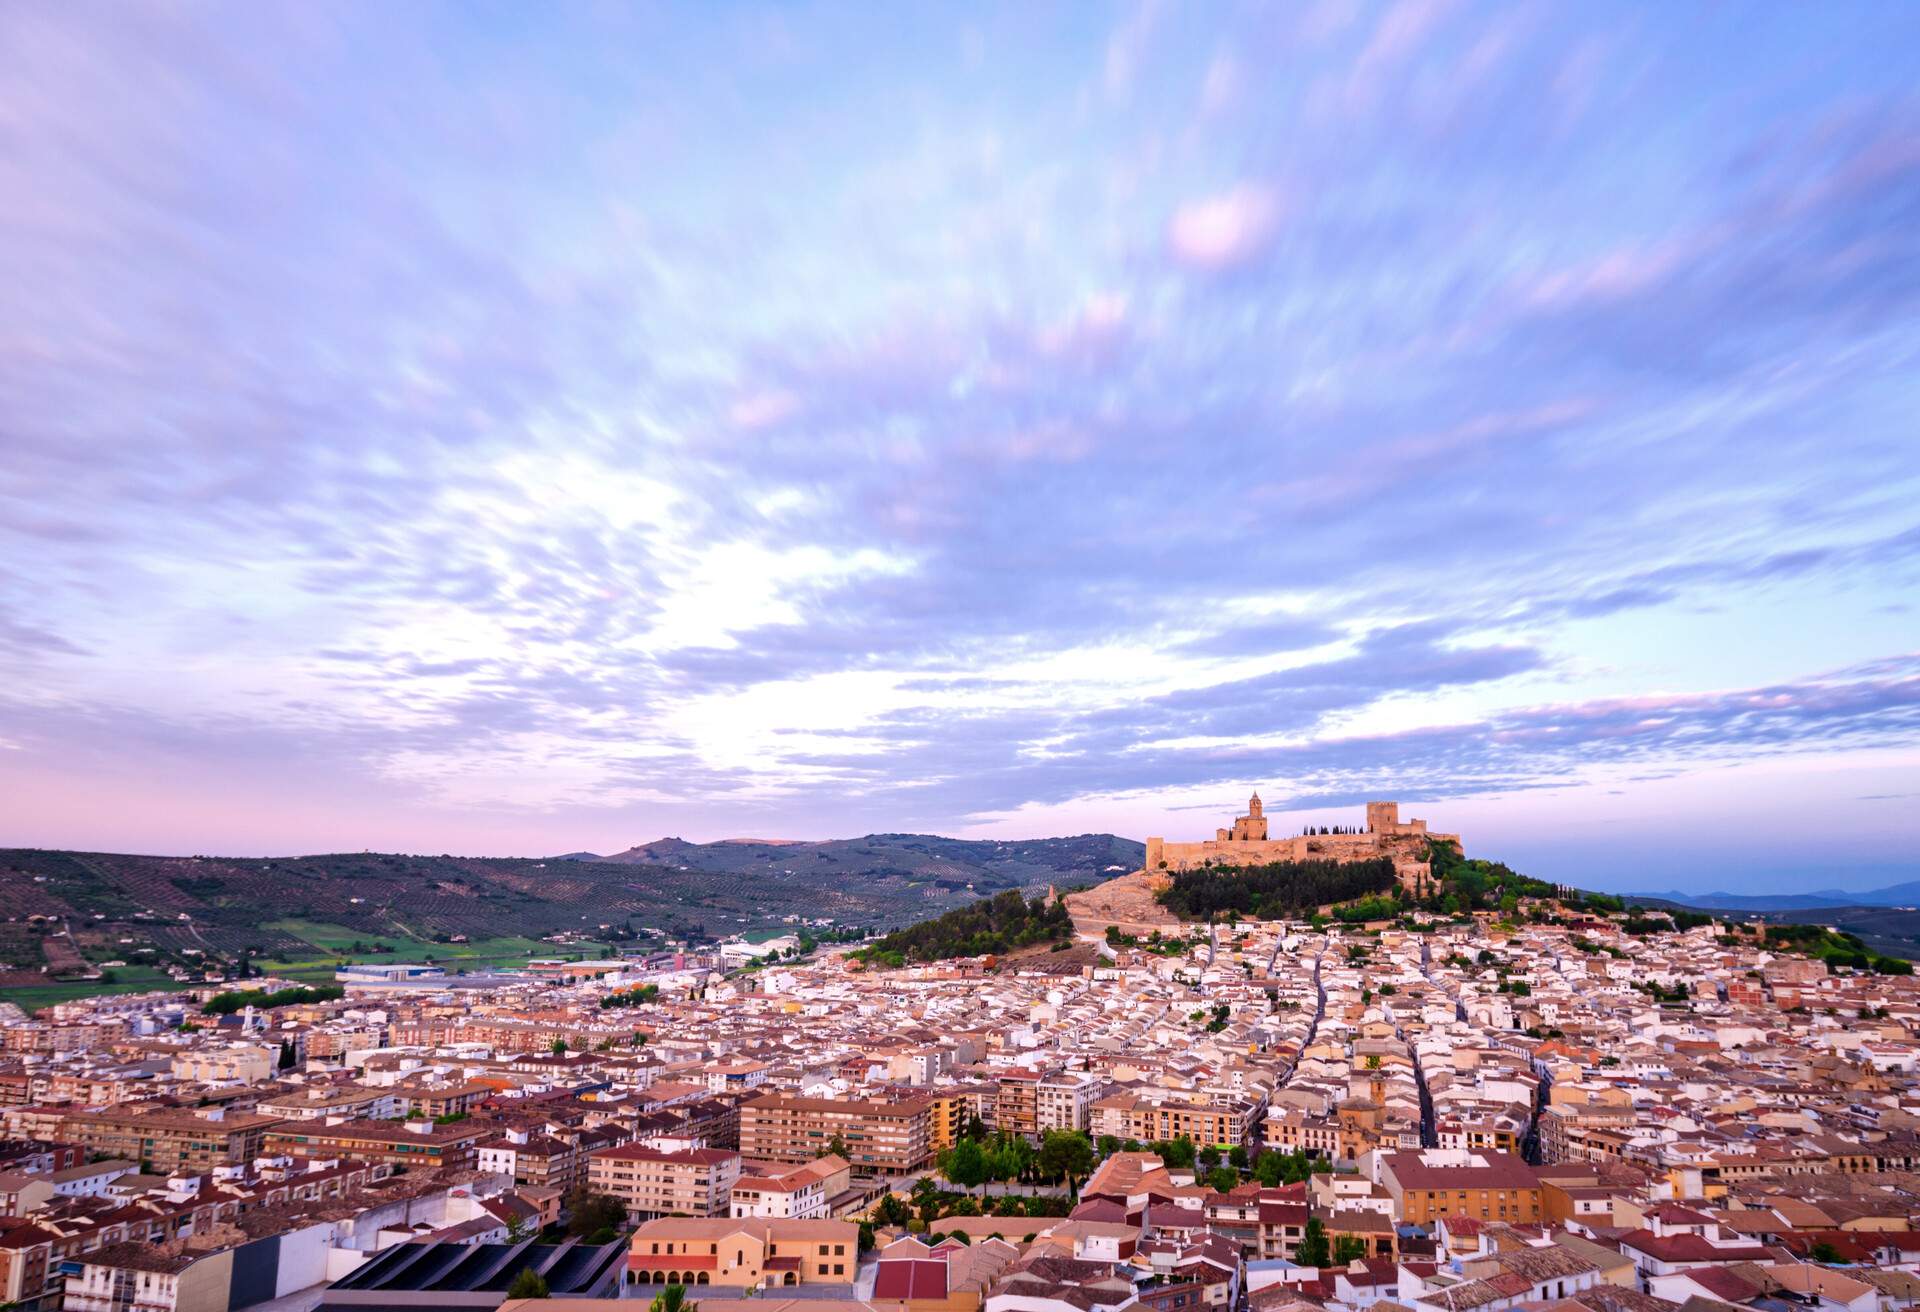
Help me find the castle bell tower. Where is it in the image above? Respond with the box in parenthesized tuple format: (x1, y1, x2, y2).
(1231, 791, 1269, 842)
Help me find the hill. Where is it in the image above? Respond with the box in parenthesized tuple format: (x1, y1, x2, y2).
(1066, 835, 1624, 939)
(1629, 881, 1920, 911)
(851, 888, 1075, 967)
(0, 833, 1141, 995)
(1621, 894, 1920, 963)
(593, 832, 1141, 891)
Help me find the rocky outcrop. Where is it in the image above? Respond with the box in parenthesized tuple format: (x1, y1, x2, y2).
(1063, 867, 1181, 938)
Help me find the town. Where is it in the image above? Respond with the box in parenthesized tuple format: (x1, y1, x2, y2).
(8, 6, 1913, 1312)
(2, 808, 1917, 1312)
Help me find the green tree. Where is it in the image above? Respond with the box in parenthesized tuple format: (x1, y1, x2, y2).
(942, 1139, 989, 1192)
(506, 1269, 549, 1300)
(1808, 1242, 1843, 1265)
(1198, 1144, 1221, 1171)
(1295, 1217, 1331, 1268)
(1333, 1236, 1368, 1264)
(983, 1132, 1033, 1186)
(1036, 1131, 1096, 1192)
(202, 984, 343, 1015)
(1151, 1136, 1196, 1170)
(550, 1039, 567, 1056)
(564, 1186, 627, 1238)
(1205, 1166, 1238, 1192)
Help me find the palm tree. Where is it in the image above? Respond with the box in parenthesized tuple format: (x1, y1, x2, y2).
(650, 1284, 697, 1312)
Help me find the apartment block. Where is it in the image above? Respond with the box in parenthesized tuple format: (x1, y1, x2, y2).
(1375, 1148, 1542, 1225)
(261, 1117, 488, 1171)
(1036, 1071, 1104, 1134)
(994, 1071, 1041, 1138)
(738, 1093, 933, 1177)
(58, 1107, 284, 1174)
(589, 1144, 741, 1219)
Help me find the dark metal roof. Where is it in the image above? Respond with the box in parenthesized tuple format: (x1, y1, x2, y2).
(326, 1238, 626, 1302)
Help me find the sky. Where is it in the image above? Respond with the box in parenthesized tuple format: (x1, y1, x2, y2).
(1, 3, 1917, 892)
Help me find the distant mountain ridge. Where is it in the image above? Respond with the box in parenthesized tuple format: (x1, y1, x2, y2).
(1630, 880, 1920, 911)
(569, 831, 1144, 889)
(0, 832, 1143, 984)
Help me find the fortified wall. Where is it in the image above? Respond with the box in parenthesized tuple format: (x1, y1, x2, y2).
(1143, 795, 1456, 892)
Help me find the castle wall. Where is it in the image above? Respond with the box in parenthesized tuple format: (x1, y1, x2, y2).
(1150, 837, 1318, 870)
(1143, 797, 1459, 893)
(1149, 832, 1395, 872)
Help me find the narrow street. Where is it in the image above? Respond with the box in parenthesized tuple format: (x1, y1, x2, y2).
(1304, 941, 1327, 1047)
(1420, 937, 1436, 1144)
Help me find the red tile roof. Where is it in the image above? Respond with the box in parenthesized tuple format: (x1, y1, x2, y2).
(874, 1258, 950, 1299)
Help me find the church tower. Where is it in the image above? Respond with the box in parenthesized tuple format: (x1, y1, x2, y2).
(1231, 791, 1269, 842)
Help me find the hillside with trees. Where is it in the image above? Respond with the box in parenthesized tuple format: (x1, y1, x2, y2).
(0, 833, 1133, 998)
(1415, 839, 1560, 914)
(853, 889, 1074, 966)
(1155, 856, 1398, 921)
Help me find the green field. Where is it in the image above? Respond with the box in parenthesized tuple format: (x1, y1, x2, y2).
(0, 965, 179, 1009)
(739, 925, 799, 944)
(266, 919, 420, 953)
(253, 920, 603, 983)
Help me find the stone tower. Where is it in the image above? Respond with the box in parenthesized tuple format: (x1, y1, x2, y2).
(1230, 792, 1269, 842)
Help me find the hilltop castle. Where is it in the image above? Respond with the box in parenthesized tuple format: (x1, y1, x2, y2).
(1144, 794, 1457, 891)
